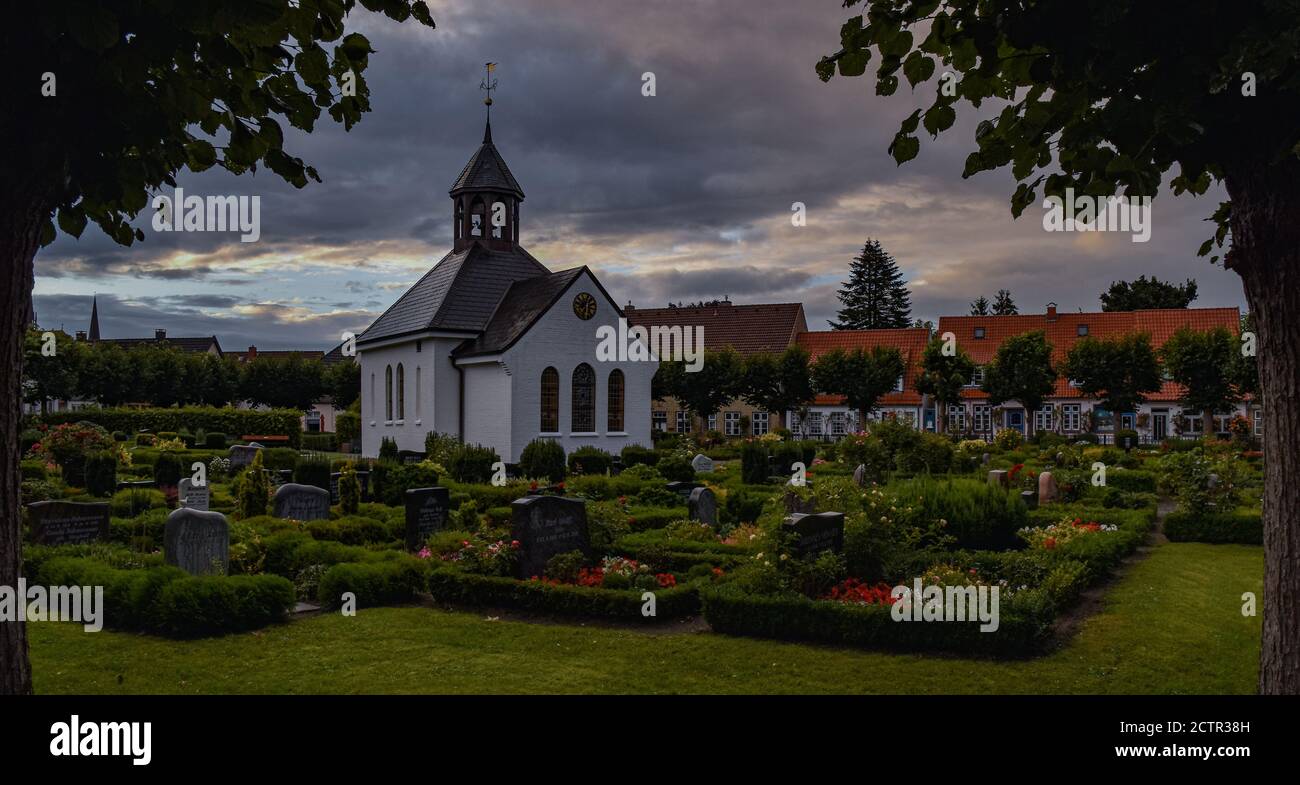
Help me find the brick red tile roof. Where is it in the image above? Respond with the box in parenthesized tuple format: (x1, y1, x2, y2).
(797, 328, 931, 406)
(936, 307, 1241, 403)
(624, 302, 807, 356)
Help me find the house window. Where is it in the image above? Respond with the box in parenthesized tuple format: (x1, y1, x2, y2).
(572, 363, 595, 432)
(724, 411, 741, 436)
(1034, 404, 1053, 432)
(894, 375, 905, 393)
(607, 369, 625, 432)
(369, 373, 375, 419)
(830, 412, 847, 436)
(947, 404, 966, 431)
(676, 410, 692, 433)
(707, 414, 717, 432)
(806, 412, 823, 436)
(1077, 324, 1089, 336)
(974, 327, 986, 339)
(968, 366, 985, 387)
(385, 365, 393, 421)
(973, 404, 991, 432)
(1062, 404, 1081, 432)
(652, 411, 667, 432)
(1093, 407, 1114, 431)
(1121, 413, 1134, 430)
(752, 411, 769, 436)
(395, 364, 405, 420)
(1254, 409, 1263, 436)
(415, 367, 422, 420)
(540, 367, 559, 432)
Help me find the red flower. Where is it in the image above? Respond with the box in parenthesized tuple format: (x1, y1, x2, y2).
(656, 573, 677, 588)
(1044, 537, 1057, 550)
(530, 481, 539, 490)
(510, 540, 520, 550)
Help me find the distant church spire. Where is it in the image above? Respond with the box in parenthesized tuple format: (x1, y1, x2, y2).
(89, 295, 101, 341)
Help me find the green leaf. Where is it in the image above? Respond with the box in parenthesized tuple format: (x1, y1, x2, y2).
(922, 104, 955, 136)
(899, 108, 921, 134)
(185, 140, 218, 172)
(838, 50, 870, 78)
(902, 51, 935, 87)
(889, 133, 919, 165)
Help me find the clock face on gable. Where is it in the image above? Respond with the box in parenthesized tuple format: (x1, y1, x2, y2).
(573, 292, 597, 320)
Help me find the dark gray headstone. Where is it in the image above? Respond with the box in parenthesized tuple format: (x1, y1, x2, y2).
(229, 444, 262, 468)
(1207, 472, 1220, 490)
(273, 483, 331, 521)
(688, 486, 717, 528)
(27, 501, 110, 545)
(691, 453, 714, 473)
(783, 489, 816, 515)
(178, 478, 210, 511)
(981, 452, 991, 466)
(164, 508, 229, 576)
(510, 495, 591, 579)
(1020, 490, 1038, 510)
(852, 464, 867, 487)
(405, 487, 450, 551)
(782, 512, 845, 558)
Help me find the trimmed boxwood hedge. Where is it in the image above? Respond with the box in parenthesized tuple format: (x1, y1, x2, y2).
(701, 583, 1055, 656)
(35, 556, 293, 637)
(1102, 468, 1158, 493)
(427, 567, 702, 620)
(1165, 508, 1263, 544)
(317, 558, 428, 607)
(36, 407, 303, 447)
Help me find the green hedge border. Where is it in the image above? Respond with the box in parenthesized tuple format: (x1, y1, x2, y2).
(36, 407, 303, 447)
(427, 567, 701, 620)
(1165, 508, 1262, 544)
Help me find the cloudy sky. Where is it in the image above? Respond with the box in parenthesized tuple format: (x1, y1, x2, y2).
(34, 0, 1248, 350)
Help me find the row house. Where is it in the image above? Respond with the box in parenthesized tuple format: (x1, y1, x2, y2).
(936, 303, 1252, 444)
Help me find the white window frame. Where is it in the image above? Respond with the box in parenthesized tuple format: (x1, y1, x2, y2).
(1254, 409, 1263, 436)
(830, 411, 847, 436)
(707, 414, 718, 432)
(652, 411, 667, 432)
(676, 410, 692, 433)
(973, 404, 991, 432)
(968, 366, 985, 387)
(947, 404, 966, 431)
(1062, 404, 1081, 432)
(724, 411, 741, 436)
(806, 412, 823, 436)
(1033, 404, 1053, 433)
(752, 411, 769, 436)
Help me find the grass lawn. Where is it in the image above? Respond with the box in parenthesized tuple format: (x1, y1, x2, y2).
(29, 542, 1263, 694)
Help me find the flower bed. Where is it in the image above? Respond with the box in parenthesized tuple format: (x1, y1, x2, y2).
(426, 566, 705, 620)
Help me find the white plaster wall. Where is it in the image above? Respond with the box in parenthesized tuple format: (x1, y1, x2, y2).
(359, 336, 458, 456)
(498, 269, 656, 462)
(461, 361, 513, 455)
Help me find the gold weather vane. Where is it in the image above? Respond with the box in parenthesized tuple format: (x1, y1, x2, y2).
(480, 62, 498, 107)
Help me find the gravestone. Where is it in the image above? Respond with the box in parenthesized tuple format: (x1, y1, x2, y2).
(666, 481, 702, 501)
(988, 469, 1009, 489)
(852, 464, 867, 487)
(783, 488, 816, 515)
(229, 444, 262, 468)
(178, 477, 210, 512)
(27, 501, 110, 545)
(1207, 472, 1220, 490)
(982, 453, 991, 466)
(273, 483, 331, 521)
(688, 487, 718, 528)
(782, 512, 845, 558)
(404, 487, 450, 551)
(163, 508, 229, 576)
(329, 472, 341, 504)
(511, 495, 591, 579)
(691, 453, 714, 474)
(1020, 490, 1038, 510)
(1038, 471, 1059, 504)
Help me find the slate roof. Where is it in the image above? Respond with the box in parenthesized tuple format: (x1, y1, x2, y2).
(357, 244, 550, 346)
(97, 336, 223, 355)
(797, 328, 931, 406)
(936, 307, 1242, 402)
(624, 302, 807, 356)
(449, 119, 524, 198)
(454, 267, 588, 357)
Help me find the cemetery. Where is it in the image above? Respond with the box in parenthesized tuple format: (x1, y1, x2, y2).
(17, 408, 1266, 676)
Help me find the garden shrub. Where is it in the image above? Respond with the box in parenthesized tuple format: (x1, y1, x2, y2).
(426, 567, 701, 620)
(261, 447, 299, 471)
(338, 462, 361, 514)
(770, 441, 804, 475)
(109, 488, 167, 518)
(1104, 468, 1157, 494)
(620, 444, 658, 468)
(152, 452, 183, 487)
(993, 428, 1023, 451)
(317, 558, 427, 607)
(301, 433, 338, 452)
(205, 431, 228, 449)
(237, 451, 271, 518)
(20, 460, 48, 481)
(83, 451, 118, 497)
(336, 410, 361, 445)
(378, 437, 399, 463)
(656, 453, 695, 483)
(740, 441, 769, 484)
(519, 438, 566, 482)
(723, 489, 764, 527)
(448, 443, 499, 483)
(305, 515, 397, 546)
(38, 407, 302, 447)
(1165, 509, 1262, 544)
(892, 477, 1027, 550)
(895, 432, 954, 475)
(372, 461, 439, 506)
(423, 431, 460, 465)
(568, 446, 612, 475)
(293, 456, 332, 491)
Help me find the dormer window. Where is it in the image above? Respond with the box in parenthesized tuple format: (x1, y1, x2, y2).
(1077, 324, 1089, 336)
(974, 327, 986, 339)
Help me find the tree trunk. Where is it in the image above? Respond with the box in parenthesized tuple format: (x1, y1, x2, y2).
(1226, 156, 1300, 695)
(0, 188, 47, 695)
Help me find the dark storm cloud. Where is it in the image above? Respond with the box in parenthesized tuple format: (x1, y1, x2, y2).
(34, 0, 1246, 341)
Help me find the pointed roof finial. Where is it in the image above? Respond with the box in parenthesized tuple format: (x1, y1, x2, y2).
(89, 294, 101, 341)
(480, 62, 498, 142)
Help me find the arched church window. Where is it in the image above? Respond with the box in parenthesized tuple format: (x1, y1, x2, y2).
(396, 364, 405, 420)
(470, 197, 486, 237)
(385, 365, 393, 421)
(455, 200, 465, 240)
(607, 369, 624, 432)
(572, 363, 595, 433)
(540, 367, 559, 432)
